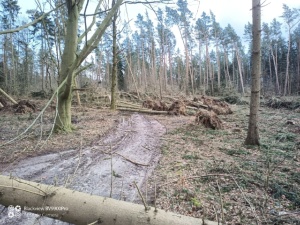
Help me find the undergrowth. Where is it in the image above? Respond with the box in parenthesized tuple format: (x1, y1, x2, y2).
(150, 105, 300, 224)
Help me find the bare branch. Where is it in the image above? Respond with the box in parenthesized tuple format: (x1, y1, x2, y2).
(78, 0, 102, 43)
(0, 3, 64, 35)
(80, 0, 172, 17)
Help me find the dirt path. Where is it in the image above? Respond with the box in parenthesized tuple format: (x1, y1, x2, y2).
(0, 113, 166, 224)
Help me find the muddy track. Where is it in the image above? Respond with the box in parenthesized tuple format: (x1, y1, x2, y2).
(0, 113, 166, 225)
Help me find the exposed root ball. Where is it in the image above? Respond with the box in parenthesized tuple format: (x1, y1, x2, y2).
(142, 99, 155, 109)
(195, 109, 222, 129)
(13, 100, 37, 114)
(201, 96, 233, 115)
(142, 99, 168, 111)
(168, 100, 187, 116)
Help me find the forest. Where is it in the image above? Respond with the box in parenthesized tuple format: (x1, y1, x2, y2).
(0, 0, 300, 224)
(0, 1, 299, 97)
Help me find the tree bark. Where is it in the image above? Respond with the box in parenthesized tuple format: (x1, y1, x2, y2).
(110, 0, 118, 110)
(54, 0, 123, 132)
(235, 44, 245, 94)
(284, 27, 291, 96)
(245, 0, 261, 146)
(0, 175, 217, 225)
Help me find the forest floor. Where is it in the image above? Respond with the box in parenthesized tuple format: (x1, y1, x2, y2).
(0, 96, 300, 225)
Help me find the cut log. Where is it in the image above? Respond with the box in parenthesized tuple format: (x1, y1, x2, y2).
(0, 175, 217, 225)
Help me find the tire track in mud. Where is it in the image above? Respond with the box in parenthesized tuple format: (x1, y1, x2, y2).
(0, 113, 166, 225)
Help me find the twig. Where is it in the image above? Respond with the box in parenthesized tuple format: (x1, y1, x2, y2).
(110, 144, 113, 198)
(160, 174, 231, 186)
(10, 177, 48, 196)
(98, 149, 149, 166)
(231, 176, 260, 223)
(133, 181, 149, 211)
(216, 180, 225, 224)
(119, 175, 124, 200)
(154, 179, 157, 212)
(64, 134, 83, 188)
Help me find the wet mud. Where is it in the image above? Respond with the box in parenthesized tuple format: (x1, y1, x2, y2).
(0, 113, 165, 224)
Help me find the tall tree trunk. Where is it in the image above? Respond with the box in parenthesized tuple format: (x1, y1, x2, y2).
(110, 0, 118, 110)
(3, 39, 7, 91)
(205, 39, 210, 94)
(168, 46, 173, 89)
(198, 39, 202, 89)
(54, 0, 80, 132)
(10, 33, 16, 94)
(151, 40, 157, 92)
(216, 45, 221, 89)
(245, 0, 261, 146)
(271, 44, 280, 94)
(297, 39, 300, 92)
(235, 44, 245, 94)
(268, 50, 272, 93)
(284, 27, 291, 96)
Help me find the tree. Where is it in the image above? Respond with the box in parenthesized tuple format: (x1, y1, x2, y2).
(54, 0, 123, 132)
(245, 0, 261, 146)
(110, 0, 119, 110)
(210, 11, 222, 90)
(195, 12, 211, 94)
(0, 0, 20, 93)
(281, 4, 299, 95)
(166, 0, 193, 95)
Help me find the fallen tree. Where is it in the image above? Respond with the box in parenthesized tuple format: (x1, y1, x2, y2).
(0, 87, 18, 105)
(0, 175, 217, 225)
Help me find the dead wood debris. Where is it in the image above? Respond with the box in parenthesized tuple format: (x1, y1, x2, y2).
(13, 100, 37, 114)
(196, 96, 233, 115)
(265, 97, 300, 110)
(195, 109, 223, 129)
(222, 95, 248, 105)
(142, 99, 187, 115)
(142, 99, 168, 111)
(168, 100, 187, 116)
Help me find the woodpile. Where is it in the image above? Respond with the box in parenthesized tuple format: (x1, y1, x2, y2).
(195, 109, 223, 129)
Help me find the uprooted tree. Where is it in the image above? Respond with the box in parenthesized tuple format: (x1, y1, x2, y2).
(0, 175, 217, 225)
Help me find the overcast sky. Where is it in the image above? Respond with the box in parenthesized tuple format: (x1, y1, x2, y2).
(18, 0, 300, 40)
(196, 0, 300, 36)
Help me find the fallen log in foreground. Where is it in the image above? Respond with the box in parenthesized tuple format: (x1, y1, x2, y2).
(0, 175, 218, 225)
